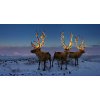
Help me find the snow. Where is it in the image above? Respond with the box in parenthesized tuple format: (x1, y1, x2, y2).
(0, 54, 100, 76)
(0, 46, 100, 76)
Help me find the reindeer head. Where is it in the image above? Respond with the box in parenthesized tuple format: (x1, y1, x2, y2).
(61, 32, 73, 52)
(75, 37, 85, 53)
(31, 48, 41, 53)
(31, 32, 46, 54)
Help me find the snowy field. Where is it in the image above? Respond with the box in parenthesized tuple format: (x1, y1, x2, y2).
(0, 46, 100, 76)
(0, 55, 100, 76)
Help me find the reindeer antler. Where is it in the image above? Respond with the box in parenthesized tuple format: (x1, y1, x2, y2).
(31, 32, 46, 48)
(75, 37, 85, 50)
(68, 33, 73, 49)
(61, 32, 73, 50)
(39, 32, 46, 47)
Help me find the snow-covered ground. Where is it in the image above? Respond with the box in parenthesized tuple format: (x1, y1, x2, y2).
(0, 55, 100, 76)
(0, 46, 100, 76)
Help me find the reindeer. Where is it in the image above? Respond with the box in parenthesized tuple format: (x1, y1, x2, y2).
(52, 32, 73, 70)
(69, 37, 85, 66)
(31, 32, 51, 71)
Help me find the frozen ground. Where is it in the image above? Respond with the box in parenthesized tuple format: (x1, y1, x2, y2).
(0, 46, 100, 76)
(0, 55, 100, 76)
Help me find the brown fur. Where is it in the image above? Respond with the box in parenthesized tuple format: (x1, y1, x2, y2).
(69, 50, 85, 66)
(52, 50, 69, 70)
(31, 48, 51, 71)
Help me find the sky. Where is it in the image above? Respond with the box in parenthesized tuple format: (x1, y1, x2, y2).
(0, 24, 100, 47)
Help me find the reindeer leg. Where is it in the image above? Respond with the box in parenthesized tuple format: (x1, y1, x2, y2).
(77, 59, 79, 65)
(43, 61, 46, 71)
(60, 61, 62, 70)
(52, 58, 54, 67)
(38, 60, 40, 70)
(65, 60, 67, 70)
(49, 59, 51, 69)
(75, 59, 77, 66)
(58, 61, 60, 67)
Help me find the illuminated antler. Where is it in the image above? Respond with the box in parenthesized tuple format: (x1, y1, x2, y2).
(75, 37, 85, 50)
(39, 32, 46, 47)
(68, 33, 73, 49)
(31, 32, 46, 48)
(61, 32, 73, 50)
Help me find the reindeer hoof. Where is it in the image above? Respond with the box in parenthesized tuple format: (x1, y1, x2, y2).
(65, 68, 67, 70)
(43, 69, 45, 71)
(69, 71, 71, 74)
(60, 68, 62, 70)
(38, 68, 40, 70)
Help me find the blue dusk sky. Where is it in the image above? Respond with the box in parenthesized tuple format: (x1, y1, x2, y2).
(0, 24, 100, 47)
